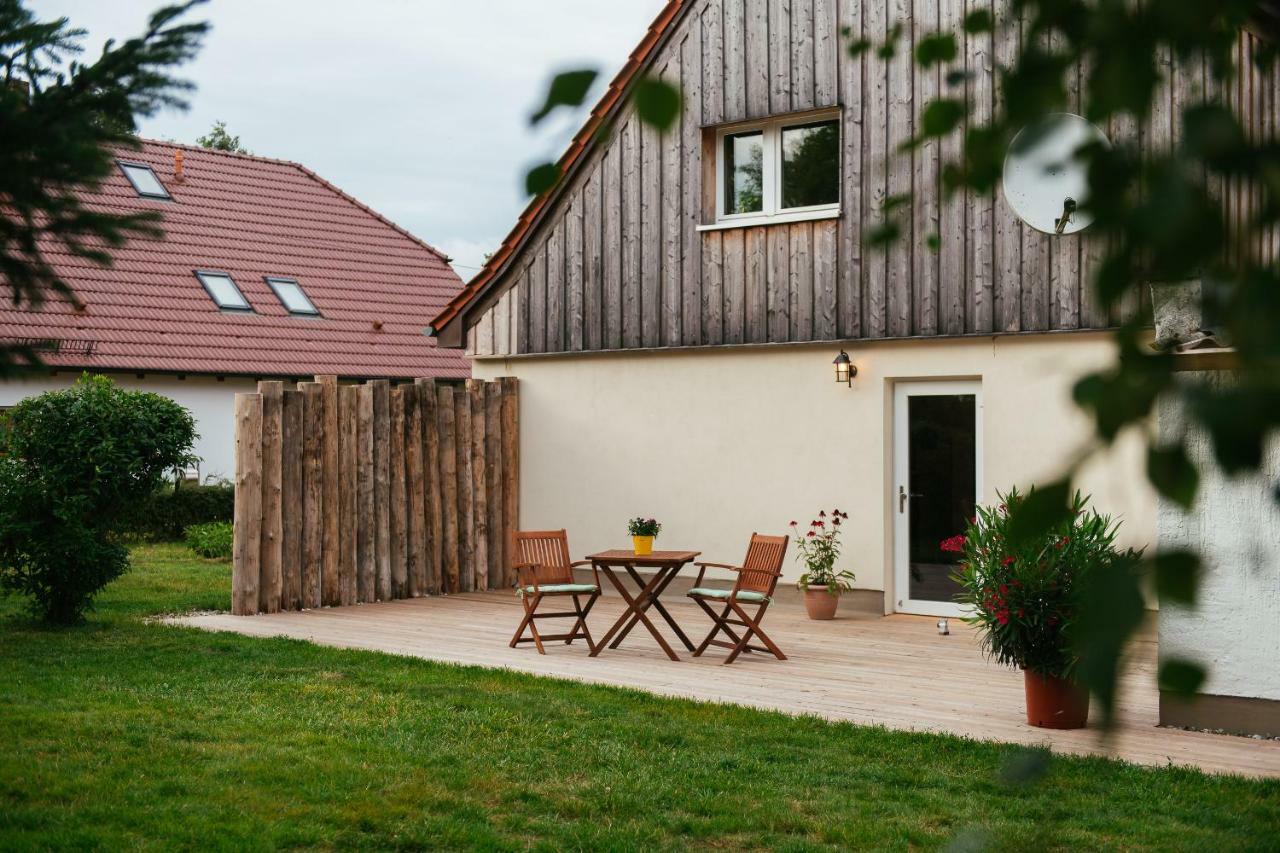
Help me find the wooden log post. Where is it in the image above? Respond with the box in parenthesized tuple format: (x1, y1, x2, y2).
(257, 381, 284, 613)
(437, 384, 460, 593)
(338, 383, 358, 606)
(468, 380, 489, 592)
(356, 383, 376, 603)
(301, 382, 324, 608)
(389, 386, 408, 598)
(317, 374, 340, 606)
(419, 378, 443, 594)
(499, 377, 520, 587)
(485, 381, 504, 590)
(371, 379, 392, 601)
(455, 386, 473, 592)
(239, 376, 515, 609)
(281, 387, 304, 610)
(405, 383, 427, 596)
(232, 393, 263, 615)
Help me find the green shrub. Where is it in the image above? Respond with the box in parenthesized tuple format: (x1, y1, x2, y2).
(0, 375, 196, 623)
(125, 482, 235, 540)
(184, 521, 233, 560)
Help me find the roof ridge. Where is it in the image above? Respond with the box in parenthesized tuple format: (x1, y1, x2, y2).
(288, 162, 454, 265)
(427, 0, 691, 339)
(134, 136, 306, 169)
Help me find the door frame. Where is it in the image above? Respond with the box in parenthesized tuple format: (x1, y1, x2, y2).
(891, 379, 983, 617)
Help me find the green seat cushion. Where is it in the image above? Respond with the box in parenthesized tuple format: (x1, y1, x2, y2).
(687, 587, 769, 602)
(521, 583, 598, 594)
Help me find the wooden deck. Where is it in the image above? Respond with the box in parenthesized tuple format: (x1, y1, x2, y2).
(174, 590, 1280, 779)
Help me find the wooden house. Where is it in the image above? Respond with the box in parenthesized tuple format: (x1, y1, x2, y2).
(430, 0, 1277, 628)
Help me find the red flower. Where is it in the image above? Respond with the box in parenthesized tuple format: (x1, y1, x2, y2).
(939, 534, 966, 554)
(1001, 555, 1015, 567)
(999, 583, 1008, 595)
(832, 516, 842, 526)
(1056, 536, 1070, 549)
(815, 520, 825, 528)
(806, 530, 816, 538)
(789, 520, 798, 527)
(819, 510, 827, 518)
(996, 612, 1010, 625)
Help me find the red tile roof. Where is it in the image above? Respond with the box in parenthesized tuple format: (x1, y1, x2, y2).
(429, 0, 692, 344)
(2, 138, 469, 379)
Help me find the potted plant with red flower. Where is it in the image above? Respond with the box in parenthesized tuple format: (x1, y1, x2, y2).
(792, 509, 856, 620)
(948, 487, 1140, 729)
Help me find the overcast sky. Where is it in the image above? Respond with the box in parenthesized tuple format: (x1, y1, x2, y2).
(32, 0, 667, 279)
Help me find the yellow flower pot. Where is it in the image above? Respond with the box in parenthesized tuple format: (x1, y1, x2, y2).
(632, 535, 654, 556)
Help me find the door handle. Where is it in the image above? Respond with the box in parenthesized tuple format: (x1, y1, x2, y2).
(899, 485, 923, 513)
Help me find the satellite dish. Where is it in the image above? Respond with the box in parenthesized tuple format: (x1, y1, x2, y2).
(1002, 113, 1110, 235)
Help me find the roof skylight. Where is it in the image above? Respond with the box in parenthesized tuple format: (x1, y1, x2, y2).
(196, 271, 251, 311)
(267, 277, 320, 315)
(119, 162, 171, 199)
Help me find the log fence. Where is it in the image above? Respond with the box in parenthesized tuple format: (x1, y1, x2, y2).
(232, 375, 519, 615)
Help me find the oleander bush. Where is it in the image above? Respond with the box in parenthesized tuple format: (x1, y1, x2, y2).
(949, 487, 1143, 680)
(183, 521, 233, 560)
(0, 375, 195, 622)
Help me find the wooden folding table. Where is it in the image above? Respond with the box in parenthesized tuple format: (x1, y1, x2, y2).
(586, 550, 700, 661)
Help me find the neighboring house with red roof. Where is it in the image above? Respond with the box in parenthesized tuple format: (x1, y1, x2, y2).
(1, 139, 468, 480)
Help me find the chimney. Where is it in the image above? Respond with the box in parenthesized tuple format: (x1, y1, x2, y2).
(173, 149, 184, 183)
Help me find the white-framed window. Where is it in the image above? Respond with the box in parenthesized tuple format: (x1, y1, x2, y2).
(118, 161, 171, 200)
(266, 277, 320, 316)
(195, 270, 252, 311)
(711, 110, 841, 228)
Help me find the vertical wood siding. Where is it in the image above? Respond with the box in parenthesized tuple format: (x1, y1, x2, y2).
(468, 0, 1279, 357)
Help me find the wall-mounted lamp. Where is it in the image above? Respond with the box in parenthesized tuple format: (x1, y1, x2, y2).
(833, 350, 857, 386)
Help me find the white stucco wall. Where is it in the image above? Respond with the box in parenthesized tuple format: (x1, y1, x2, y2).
(0, 372, 257, 482)
(1158, 372, 1280, 702)
(473, 332, 1156, 611)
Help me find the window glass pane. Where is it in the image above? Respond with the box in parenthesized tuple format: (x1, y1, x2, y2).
(269, 278, 318, 314)
(781, 120, 839, 209)
(907, 394, 976, 605)
(121, 163, 170, 199)
(197, 272, 250, 310)
(723, 131, 764, 215)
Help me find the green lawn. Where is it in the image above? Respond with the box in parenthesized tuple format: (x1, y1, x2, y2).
(1, 544, 1276, 850)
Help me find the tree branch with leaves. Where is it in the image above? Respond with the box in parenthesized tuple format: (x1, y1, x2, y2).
(0, 0, 208, 375)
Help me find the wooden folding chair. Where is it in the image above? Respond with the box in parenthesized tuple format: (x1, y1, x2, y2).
(509, 529, 600, 654)
(687, 533, 789, 664)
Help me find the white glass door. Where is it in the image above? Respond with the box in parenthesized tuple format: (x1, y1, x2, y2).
(892, 381, 982, 616)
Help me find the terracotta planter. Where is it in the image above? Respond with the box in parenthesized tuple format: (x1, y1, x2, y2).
(803, 588, 839, 620)
(1024, 671, 1090, 729)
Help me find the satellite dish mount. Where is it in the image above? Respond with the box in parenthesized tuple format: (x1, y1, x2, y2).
(1003, 114, 1110, 236)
